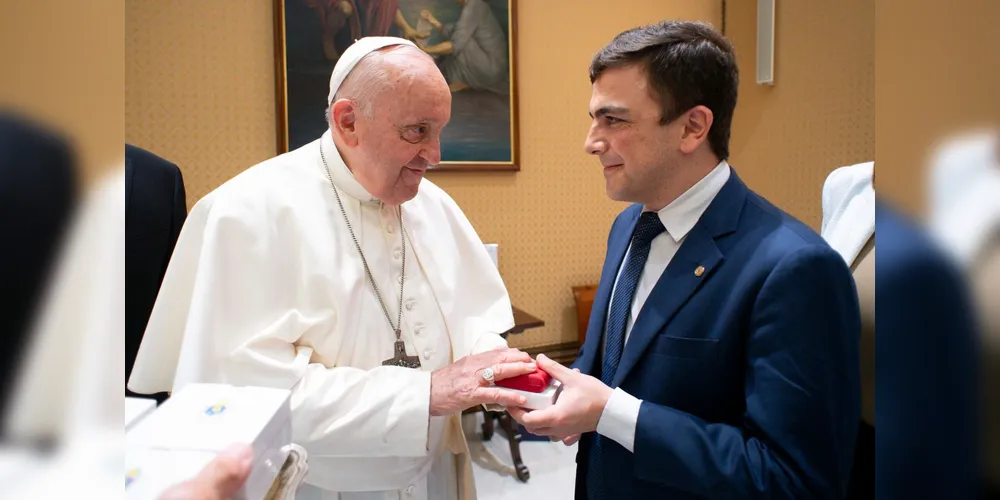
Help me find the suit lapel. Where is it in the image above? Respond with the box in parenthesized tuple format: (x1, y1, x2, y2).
(611, 224, 723, 386)
(579, 207, 639, 375)
(610, 170, 748, 386)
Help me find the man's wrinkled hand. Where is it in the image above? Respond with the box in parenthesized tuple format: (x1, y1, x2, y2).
(506, 354, 612, 440)
(159, 444, 253, 500)
(430, 347, 537, 416)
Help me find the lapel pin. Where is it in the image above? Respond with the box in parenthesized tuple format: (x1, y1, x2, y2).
(694, 265, 705, 277)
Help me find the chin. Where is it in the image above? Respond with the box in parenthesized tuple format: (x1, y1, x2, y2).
(605, 183, 630, 203)
(387, 188, 420, 205)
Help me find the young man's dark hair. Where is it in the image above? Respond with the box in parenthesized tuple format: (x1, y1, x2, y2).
(590, 20, 739, 160)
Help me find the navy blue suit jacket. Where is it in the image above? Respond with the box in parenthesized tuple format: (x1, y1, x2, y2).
(572, 171, 861, 499)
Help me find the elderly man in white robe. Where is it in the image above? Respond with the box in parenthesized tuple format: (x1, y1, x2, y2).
(128, 36, 536, 500)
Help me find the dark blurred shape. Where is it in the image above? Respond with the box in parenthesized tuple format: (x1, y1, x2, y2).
(125, 144, 186, 403)
(847, 421, 874, 499)
(977, 228, 1000, 499)
(0, 111, 78, 417)
(876, 198, 979, 499)
(923, 129, 1000, 498)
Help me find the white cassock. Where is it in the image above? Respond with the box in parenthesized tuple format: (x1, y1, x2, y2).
(127, 128, 514, 500)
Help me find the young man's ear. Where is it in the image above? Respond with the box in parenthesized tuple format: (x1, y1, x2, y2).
(678, 105, 714, 155)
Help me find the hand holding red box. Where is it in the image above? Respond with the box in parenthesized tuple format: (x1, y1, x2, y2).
(494, 364, 561, 410)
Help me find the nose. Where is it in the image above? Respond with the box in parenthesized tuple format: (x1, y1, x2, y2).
(420, 136, 442, 166)
(584, 125, 607, 155)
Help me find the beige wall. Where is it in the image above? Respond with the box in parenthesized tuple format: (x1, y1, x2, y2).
(125, 0, 876, 348)
(726, 0, 875, 229)
(874, 0, 1000, 215)
(3, 0, 124, 183)
(126, 0, 278, 197)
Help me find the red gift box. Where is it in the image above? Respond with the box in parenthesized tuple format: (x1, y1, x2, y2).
(495, 368, 552, 393)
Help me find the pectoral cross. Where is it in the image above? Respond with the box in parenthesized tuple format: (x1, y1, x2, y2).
(382, 337, 421, 369)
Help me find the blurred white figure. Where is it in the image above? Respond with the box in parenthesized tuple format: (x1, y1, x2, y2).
(927, 129, 1000, 265)
(0, 164, 125, 498)
(0, 166, 264, 500)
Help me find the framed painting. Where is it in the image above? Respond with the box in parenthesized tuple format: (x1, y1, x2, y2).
(274, 0, 519, 171)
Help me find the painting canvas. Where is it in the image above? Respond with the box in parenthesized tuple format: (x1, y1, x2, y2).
(275, 0, 518, 171)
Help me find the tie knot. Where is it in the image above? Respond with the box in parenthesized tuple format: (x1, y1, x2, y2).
(632, 212, 666, 245)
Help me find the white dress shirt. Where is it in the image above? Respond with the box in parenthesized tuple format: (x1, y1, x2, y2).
(597, 161, 731, 453)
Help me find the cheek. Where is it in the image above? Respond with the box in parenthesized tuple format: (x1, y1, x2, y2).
(609, 134, 642, 169)
(378, 145, 420, 179)
(368, 139, 400, 164)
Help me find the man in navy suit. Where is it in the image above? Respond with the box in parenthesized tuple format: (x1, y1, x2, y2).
(509, 21, 861, 499)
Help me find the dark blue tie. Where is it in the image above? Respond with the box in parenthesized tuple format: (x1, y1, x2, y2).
(586, 211, 665, 500)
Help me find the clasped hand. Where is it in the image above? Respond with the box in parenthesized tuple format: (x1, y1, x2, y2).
(506, 354, 613, 445)
(429, 347, 537, 416)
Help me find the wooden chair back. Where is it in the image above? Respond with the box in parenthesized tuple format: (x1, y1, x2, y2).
(571, 285, 599, 347)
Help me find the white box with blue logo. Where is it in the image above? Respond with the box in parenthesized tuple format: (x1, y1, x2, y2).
(125, 383, 293, 500)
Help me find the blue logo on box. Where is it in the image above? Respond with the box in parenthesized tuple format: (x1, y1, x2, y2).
(125, 468, 140, 488)
(204, 401, 227, 416)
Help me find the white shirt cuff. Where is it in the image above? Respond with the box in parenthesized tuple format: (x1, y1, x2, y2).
(596, 387, 642, 453)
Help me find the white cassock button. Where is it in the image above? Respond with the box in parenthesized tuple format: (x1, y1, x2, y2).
(423, 349, 435, 359)
(414, 324, 425, 335)
(386, 225, 395, 234)
(397, 275, 404, 284)
(405, 485, 415, 495)
(393, 249, 402, 260)
(405, 300, 416, 311)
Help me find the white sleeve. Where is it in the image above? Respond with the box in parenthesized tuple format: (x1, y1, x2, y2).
(287, 355, 432, 457)
(596, 388, 643, 453)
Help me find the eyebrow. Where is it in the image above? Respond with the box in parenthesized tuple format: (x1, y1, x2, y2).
(411, 115, 444, 125)
(589, 106, 630, 119)
(398, 121, 430, 130)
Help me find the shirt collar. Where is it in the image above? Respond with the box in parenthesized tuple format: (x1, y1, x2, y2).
(319, 129, 380, 205)
(656, 160, 731, 242)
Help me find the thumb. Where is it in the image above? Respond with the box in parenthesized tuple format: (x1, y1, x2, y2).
(199, 444, 254, 498)
(536, 354, 574, 383)
(158, 445, 253, 500)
